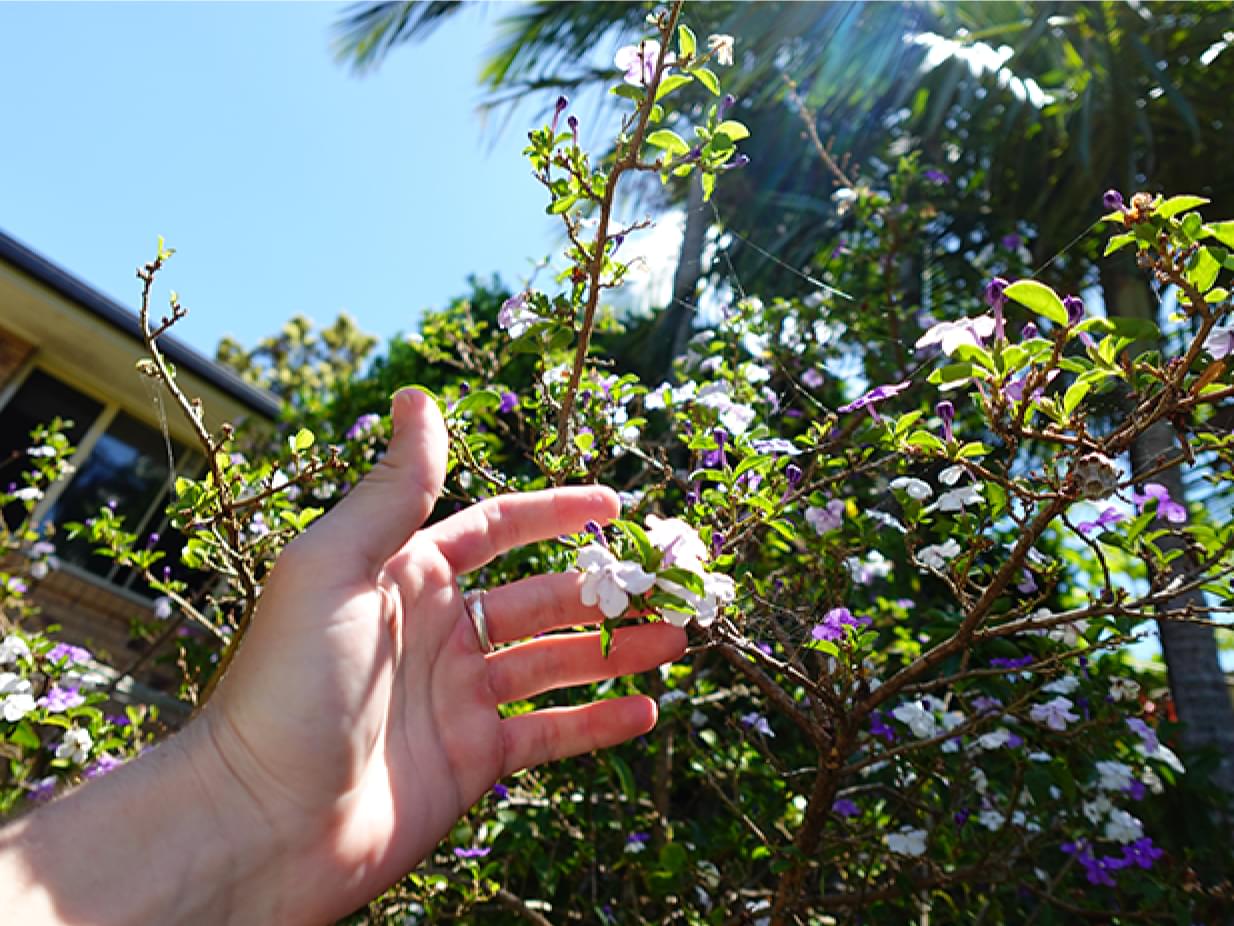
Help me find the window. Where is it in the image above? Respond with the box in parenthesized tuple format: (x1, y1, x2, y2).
(0, 367, 205, 598)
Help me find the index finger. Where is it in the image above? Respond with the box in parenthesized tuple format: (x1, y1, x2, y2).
(422, 486, 619, 575)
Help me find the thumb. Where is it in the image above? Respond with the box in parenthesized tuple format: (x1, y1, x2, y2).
(320, 388, 447, 570)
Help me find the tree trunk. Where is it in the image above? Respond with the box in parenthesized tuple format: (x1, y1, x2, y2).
(1102, 267, 1234, 800)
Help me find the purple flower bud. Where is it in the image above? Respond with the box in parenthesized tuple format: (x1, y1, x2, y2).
(711, 531, 725, 559)
(1103, 189, 1125, 211)
(724, 154, 750, 171)
(985, 276, 1009, 341)
(785, 463, 803, 488)
(718, 93, 736, 119)
(106, 498, 117, 511)
(1021, 321, 1039, 340)
(493, 782, 509, 799)
(1063, 295, 1085, 326)
(1000, 233, 1022, 250)
(146, 532, 160, 548)
(713, 427, 727, 449)
(550, 95, 569, 135)
(458, 381, 471, 396)
(498, 391, 518, 414)
(567, 114, 580, 146)
(936, 400, 954, 442)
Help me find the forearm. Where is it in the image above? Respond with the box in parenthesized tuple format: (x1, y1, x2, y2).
(0, 720, 293, 925)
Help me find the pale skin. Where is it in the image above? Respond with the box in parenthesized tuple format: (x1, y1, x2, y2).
(0, 388, 687, 924)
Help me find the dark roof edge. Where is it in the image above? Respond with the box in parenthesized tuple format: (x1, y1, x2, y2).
(0, 228, 281, 420)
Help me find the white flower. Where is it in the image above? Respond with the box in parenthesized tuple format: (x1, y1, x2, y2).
(1046, 620, 1088, 646)
(644, 380, 697, 410)
(1095, 760, 1134, 792)
(1042, 675, 1080, 695)
(577, 545, 656, 618)
(655, 570, 735, 628)
(1203, 324, 1234, 359)
(972, 767, 989, 794)
(11, 486, 42, 503)
(975, 728, 1013, 751)
(26, 445, 56, 458)
(743, 363, 771, 384)
(55, 728, 93, 765)
(1150, 744, 1185, 775)
(890, 477, 933, 500)
(1082, 793, 1113, 823)
(0, 672, 31, 696)
(1029, 751, 1053, 763)
(706, 33, 735, 66)
(892, 701, 937, 739)
(2, 692, 35, 722)
(30, 561, 48, 580)
(914, 315, 997, 355)
(659, 689, 688, 706)
(0, 635, 31, 665)
(1108, 677, 1140, 702)
(885, 826, 928, 856)
(645, 515, 708, 573)
(978, 809, 1005, 831)
(918, 538, 962, 571)
(719, 402, 757, 435)
(153, 597, 173, 620)
(931, 483, 984, 513)
(938, 464, 966, 486)
(1104, 809, 1143, 844)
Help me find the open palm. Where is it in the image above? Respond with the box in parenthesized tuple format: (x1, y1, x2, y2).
(200, 389, 684, 923)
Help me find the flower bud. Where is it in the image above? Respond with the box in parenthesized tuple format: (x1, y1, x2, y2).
(786, 463, 803, 488)
(1021, 321, 1039, 340)
(567, 114, 580, 146)
(550, 95, 569, 135)
(718, 93, 736, 119)
(936, 400, 955, 442)
(1063, 295, 1085, 326)
(1102, 189, 1125, 211)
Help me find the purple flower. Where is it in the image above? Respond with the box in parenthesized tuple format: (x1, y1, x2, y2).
(567, 114, 580, 146)
(837, 381, 911, 422)
(718, 93, 736, 119)
(1126, 778, 1147, 801)
(710, 531, 725, 559)
(1126, 717, 1159, 752)
(751, 438, 802, 457)
(1076, 506, 1126, 535)
(46, 643, 91, 665)
(869, 709, 897, 743)
(1000, 233, 1022, 250)
(26, 776, 57, 803)
(1063, 295, 1085, 326)
(1021, 321, 1039, 340)
(802, 367, 824, 389)
(805, 499, 845, 535)
(454, 846, 491, 860)
(785, 464, 803, 488)
(936, 400, 954, 442)
(1131, 483, 1187, 523)
(1203, 324, 1234, 359)
(1062, 840, 1118, 887)
(1029, 696, 1080, 731)
(498, 391, 518, 414)
(1016, 569, 1038, 594)
(832, 798, 860, 818)
(1121, 836, 1164, 870)
(614, 40, 672, 86)
(84, 753, 123, 779)
(923, 169, 949, 185)
(345, 413, 381, 441)
(38, 685, 85, 713)
(990, 655, 1034, 670)
(812, 606, 868, 642)
(1103, 189, 1126, 212)
(741, 712, 774, 737)
(492, 783, 509, 799)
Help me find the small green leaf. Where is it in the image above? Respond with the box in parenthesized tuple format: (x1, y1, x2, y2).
(926, 363, 974, 386)
(1155, 194, 1209, 220)
(645, 128, 690, 156)
(611, 84, 644, 102)
(951, 343, 997, 374)
(290, 428, 315, 453)
(691, 66, 720, 95)
(677, 24, 697, 58)
(1186, 246, 1221, 293)
(806, 638, 840, 657)
(454, 389, 502, 416)
(905, 430, 946, 453)
(11, 720, 40, 750)
(547, 194, 578, 215)
(1103, 232, 1136, 257)
(1004, 279, 1068, 326)
(701, 171, 716, 202)
(654, 73, 693, 101)
(1062, 380, 1091, 416)
(714, 120, 750, 141)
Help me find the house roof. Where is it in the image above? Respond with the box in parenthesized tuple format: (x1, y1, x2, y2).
(0, 228, 280, 419)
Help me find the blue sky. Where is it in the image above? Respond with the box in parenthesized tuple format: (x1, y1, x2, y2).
(0, 2, 579, 355)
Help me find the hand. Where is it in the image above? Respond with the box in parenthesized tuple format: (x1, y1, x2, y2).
(194, 389, 686, 923)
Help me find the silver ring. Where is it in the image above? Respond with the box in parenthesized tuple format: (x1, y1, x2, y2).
(463, 591, 495, 654)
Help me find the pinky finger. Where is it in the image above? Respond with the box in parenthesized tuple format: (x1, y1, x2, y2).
(500, 696, 659, 777)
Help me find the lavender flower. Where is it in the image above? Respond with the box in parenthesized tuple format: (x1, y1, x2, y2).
(614, 41, 674, 86)
(1203, 324, 1234, 359)
(811, 607, 866, 643)
(453, 846, 491, 860)
(1130, 483, 1187, 523)
(1076, 506, 1125, 535)
(46, 643, 91, 665)
(923, 169, 950, 185)
(985, 277, 1009, 340)
(741, 712, 774, 737)
(38, 685, 85, 713)
(345, 413, 381, 441)
(869, 709, 897, 743)
(1063, 294, 1085, 326)
(802, 367, 824, 389)
(937, 400, 954, 442)
(550, 95, 568, 135)
(837, 380, 911, 422)
(718, 93, 736, 119)
(832, 798, 859, 818)
(498, 391, 518, 414)
(1103, 189, 1126, 211)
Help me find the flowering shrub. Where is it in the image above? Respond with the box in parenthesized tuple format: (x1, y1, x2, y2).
(4, 5, 1234, 923)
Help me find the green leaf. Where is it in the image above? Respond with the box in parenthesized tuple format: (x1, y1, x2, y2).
(1062, 380, 1091, 417)
(701, 171, 716, 202)
(926, 362, 974, 386)
(1155, 194, 1209, 220)
(905, 430, 946, 453)
(645, 128, 689, 156)
(1186, 246, 1221, 294)
(1104, 315, 1160, 342)
(290, 428, 314, 453)
(1207, 287, 1229, 304)
(1103, 232, 1136, 257)
(10, 719, 40, 750)
(654, 73, 693, 102)
(1004, 279, 1068, 326)
(951, 343, 997, 374)
(714, 120, 750, 142)
(690, 66, 720, 95)
(806, 638, 840, 657)
(454, 389, 502, 416)
(1206, 220, 1234, 250)
(677, 24, 697, 58)
(611, 84, 644, 102)
(547, 194, 578, 215)
(957, 441, 988, 459)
